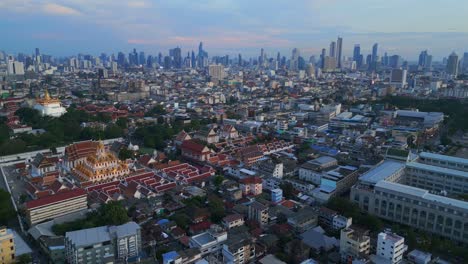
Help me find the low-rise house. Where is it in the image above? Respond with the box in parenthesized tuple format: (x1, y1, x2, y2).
(287, 207, 318, 233)
(239, 177, 262, 196)
(222, 214, 244, 229)
(189, 225, 227, 256)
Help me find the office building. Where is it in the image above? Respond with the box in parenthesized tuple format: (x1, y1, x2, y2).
(353, 44, 361, 67)
(446, 52, 459, 76)
(329, 41, 336, 58)
(462, 52, 468, 73)
(323, 56, 337, 72)
(65, 222, 141, 264)
(418, 50, 432, 70)
(372, 43, 378, 63)
(336, 37, 343, 68)
(0, 227, 15, 264)
(390, 69, 407, 88)
(376, 231, 407, 264)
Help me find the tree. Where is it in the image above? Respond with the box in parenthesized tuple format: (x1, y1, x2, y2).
(16, 254, 32, 264)
(116, 117, 128, 129)
(118, 148, 133, 160)
(208, 195, 226, 223)
(99, 201, 130, 226)
(279, 182, 295, 199)
(0, 124, 10, 145)
(0, 190, 15, 226)
(104, 124, 124, 139)
(213, 175, 224, 187)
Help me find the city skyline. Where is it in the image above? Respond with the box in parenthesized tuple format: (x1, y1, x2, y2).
(1, 0, 468, 59)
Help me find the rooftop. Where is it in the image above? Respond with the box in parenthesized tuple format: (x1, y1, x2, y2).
(419, 152, 468, 167)
(375, 181, 468, 210)
(66, 226, 111, 247)
(359, 160, 405, 185)
(406, 162, 468, 179)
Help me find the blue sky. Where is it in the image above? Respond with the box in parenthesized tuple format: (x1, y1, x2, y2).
(1, 0, 467, 60)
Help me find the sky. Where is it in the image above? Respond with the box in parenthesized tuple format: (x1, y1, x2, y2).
(1, 0, 468, 60)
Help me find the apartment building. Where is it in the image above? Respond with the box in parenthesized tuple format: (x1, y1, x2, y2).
(376, 231, 407, 264)
(0, 227, 15, 264)
(248, 201, 269, 226)
(222, 233, 255, 264)
(189, 226, 227, 256)
(339, 226, 370, 262)
(65, 222, 141, 264)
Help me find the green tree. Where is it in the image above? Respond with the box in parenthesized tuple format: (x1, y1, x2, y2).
(208, 195, 226, 223)
(213, 175, 224, 187)
(0, 124, 11, 145)
(279, 182, 295, 199)
(118, 148, 133, 160)
(16, 254, 32, 264)
(99, 201, 130, 226)
(0, 190, 15, 226)
(116, 117, 128, 129)
(104, 124, 124, 139)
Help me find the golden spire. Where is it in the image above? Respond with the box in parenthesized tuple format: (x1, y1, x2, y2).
(44, 88, 51, 101)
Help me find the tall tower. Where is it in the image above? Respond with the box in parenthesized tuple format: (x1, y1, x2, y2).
(446, 52, 459, 76)
(329, 41, 336, 58)
(321, 48, 326, 69)
(336, 37, 343, 68)
(353, 44, 361, 67)
(372, 43, 378, 63)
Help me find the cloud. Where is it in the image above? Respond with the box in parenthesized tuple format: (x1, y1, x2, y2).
(42, 3, 82, 16)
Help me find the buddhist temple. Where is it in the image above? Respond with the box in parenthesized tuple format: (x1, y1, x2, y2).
(33, 89, 67, 117)
(72, 140, 129, 183)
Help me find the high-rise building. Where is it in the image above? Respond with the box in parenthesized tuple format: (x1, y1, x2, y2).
(323, 56, 337, 72)
(383, 52, 389, 66)
(0, 227, 15, 264)
(238, 53, 242, 66)
(117, 52, 126, 66)
(7, 60, 25, 75)
(290, 48, 300, 71)
(138, 51, 146, 66)
(390, 69, 407, 88)
(446, 52, 459, 76)
(462, 52, 468, 73)
(191, 51, 196, 68)
(170, 47, 182, 68)
(376, 231, 407, 264)
(320, 48, 326, 69)
(389, 55, 401, 68)
(197, 42, 208, 68)
(418, 50, 432, 70)
(259, 48, 264, 67)
(372, 43, 378, 63)
(329, 41, 336, 58)
(336, 37, 343, 68)
(209, 64, 226, 81)
(353, 44, 361, 67)
(35, 48, 40, 57)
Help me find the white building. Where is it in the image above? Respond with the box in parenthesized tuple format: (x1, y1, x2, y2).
(209, 64, 226, 81)
(33, 89, 67, 117)
(189, 226, 227, 256)
(7, 60, 25, 75)
(376, 231, 407, 264)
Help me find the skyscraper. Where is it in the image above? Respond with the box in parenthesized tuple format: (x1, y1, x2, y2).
(290, 48, 300, 71)
(35, 48, 40, 57)
(191, 51, 196, 68)
(139, 51, 146, 66)
(462, 52, 468, 73)
(259, 48, 264, 67)
(446, 52, 459, 76)
(238, 53, 242, 66)
(197, 42, 207, 68)
(372, 43, 378, 63)
(117, 52, 126, 66)
(336, 37, 343, 68)
(353, 44, 361, 67)
(170, 47, 182, 68)
(418, 50, 432, 70)
(329, 41, 336, 58)
(321, 48, 326, 69)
